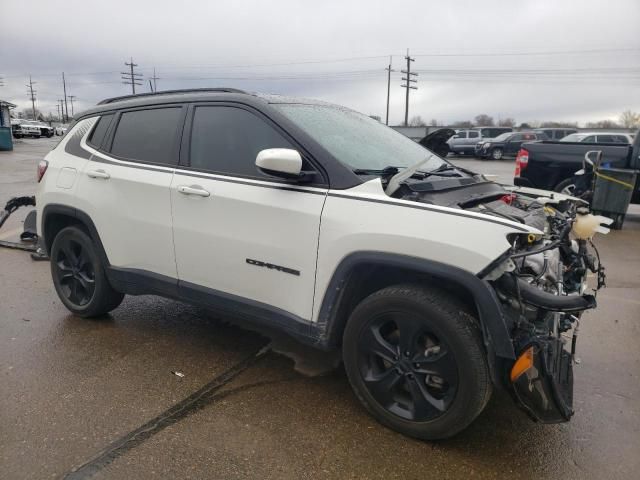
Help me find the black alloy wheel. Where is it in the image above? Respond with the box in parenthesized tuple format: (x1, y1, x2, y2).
(54, 236, 96, 307)
(50, 226, 124, 317)
(357, 312, 458, 421)
(343, 284, 492, 440)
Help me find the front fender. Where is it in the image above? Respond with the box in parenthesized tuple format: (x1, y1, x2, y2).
(315, 251, 515, 361)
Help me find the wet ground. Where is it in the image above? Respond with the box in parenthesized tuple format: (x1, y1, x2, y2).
(1, 138, 639, 479)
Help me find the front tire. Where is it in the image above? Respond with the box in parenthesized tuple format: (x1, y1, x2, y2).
(342, 284, 491, 440)
(50, 226, 124, 317)
(491, 148, 503, 160)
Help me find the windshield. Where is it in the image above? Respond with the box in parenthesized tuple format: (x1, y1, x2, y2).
(273, 104, 447, 172)
(560, 133, 587, 142)
(491, 133, 512, 142)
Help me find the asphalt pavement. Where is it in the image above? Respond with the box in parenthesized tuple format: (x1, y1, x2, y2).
(1, 138, 639, 479)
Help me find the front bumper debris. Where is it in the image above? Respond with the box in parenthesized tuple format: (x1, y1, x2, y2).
(511, 338, 574, 423)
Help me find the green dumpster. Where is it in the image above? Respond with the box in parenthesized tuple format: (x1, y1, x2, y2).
(591, 167, 637, 229)
(0, 127, 13, 151)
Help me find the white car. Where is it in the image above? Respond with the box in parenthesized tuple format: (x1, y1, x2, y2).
(55, 125, 68, 136)
(11, 119, 41, 138)
(560, 132, 633, 144)
(36, 89, 606, 439)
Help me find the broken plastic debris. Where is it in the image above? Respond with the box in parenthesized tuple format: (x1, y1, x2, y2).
(171, 371, 185, 378)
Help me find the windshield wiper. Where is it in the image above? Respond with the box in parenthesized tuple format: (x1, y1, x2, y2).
(353, 166, 400, 176)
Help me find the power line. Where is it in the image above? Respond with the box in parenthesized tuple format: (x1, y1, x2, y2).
(121, 58, 143, 94)
(26, 76, 37, 119)
(411, 47, 640, 57)
(400, 49, 417, 126)
(150, 67, 160, 92)
(384, 57, 394, 126)
(62, 72, 69, 123)
(68, 95, 76, 116)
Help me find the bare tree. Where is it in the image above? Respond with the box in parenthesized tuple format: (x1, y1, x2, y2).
(20, 108, 41, 120)
(585, 119, 621, 129)
(429, 118, 440, 127)
(498, 117, 516, 127)
(619, 110, 640, 129)
(474, 114, 494, 126)
(409, 115, 426, 127)
(540, 121, 579, 128)
(452, 120, 473, 128)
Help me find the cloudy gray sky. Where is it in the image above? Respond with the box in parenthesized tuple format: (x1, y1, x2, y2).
(1, 0, 639, 125)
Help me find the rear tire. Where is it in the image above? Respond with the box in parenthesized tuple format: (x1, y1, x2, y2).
(554, 177, 577, 195)
(342, 284, 491, 440)
(50, 226, 124, 317)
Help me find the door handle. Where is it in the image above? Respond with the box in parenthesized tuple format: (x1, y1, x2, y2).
(177, 185, 210, 197)
(86, 169, 110, 180)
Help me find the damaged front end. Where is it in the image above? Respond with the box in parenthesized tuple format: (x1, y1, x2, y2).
(386, 163, 608, 423)
(479, 191, 609, 423)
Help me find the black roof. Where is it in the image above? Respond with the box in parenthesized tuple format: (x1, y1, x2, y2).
(77, 88, 265, 119)
(96, 88, 248, 105)
(76, 88, 334, 119)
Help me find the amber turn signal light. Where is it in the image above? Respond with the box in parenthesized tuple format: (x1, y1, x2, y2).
(510, 347, 534, 382)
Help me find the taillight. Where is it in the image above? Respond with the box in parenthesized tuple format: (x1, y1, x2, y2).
(37, 160, 49, 183)
(514, 149, 529, 177)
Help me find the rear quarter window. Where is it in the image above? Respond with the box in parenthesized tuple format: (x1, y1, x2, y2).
(87, 114, 114, 149)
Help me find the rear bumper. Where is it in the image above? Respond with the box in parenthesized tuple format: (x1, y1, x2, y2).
(511, 338, 574, 423)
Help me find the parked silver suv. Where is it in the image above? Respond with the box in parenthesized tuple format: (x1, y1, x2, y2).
(447, 127, 513, 155)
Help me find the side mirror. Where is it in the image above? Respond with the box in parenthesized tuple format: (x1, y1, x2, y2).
(256, 148, 302, 179)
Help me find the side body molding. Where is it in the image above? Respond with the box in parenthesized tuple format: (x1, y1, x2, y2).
(315, 251, 516, 360)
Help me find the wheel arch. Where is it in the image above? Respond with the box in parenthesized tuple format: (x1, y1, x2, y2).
(41, 204, 110, 267)
(315, 252, 515, 363)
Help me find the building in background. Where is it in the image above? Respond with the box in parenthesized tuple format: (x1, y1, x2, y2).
(0, 100, 17, 151)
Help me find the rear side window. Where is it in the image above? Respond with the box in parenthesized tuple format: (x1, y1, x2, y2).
(110, 107, 183, 164)
(87, 114, 114, 149)
(189, 106, 294, 178)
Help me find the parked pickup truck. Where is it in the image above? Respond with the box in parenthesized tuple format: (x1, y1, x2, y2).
(514, 131, 640, 203)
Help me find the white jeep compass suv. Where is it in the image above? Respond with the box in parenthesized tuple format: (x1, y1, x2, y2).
(36, 88, 606, 439)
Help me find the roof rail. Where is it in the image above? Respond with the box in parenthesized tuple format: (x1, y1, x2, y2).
(97, 88, 248, 105)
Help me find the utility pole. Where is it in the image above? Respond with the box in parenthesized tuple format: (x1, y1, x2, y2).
(121, 57, 143, 94)
(384, 56, 394, 126)
(59, 100, 65, 123)
(62, 72, 69, 123)
(68, 95, 76, 117)
(26, 76, 37, 119)
(55, 102, 61, 121)
(150, 67, 160, 93)
(400, 49, 418, 126)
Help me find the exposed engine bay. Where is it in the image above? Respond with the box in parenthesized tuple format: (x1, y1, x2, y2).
(382, 162, 609, 423)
